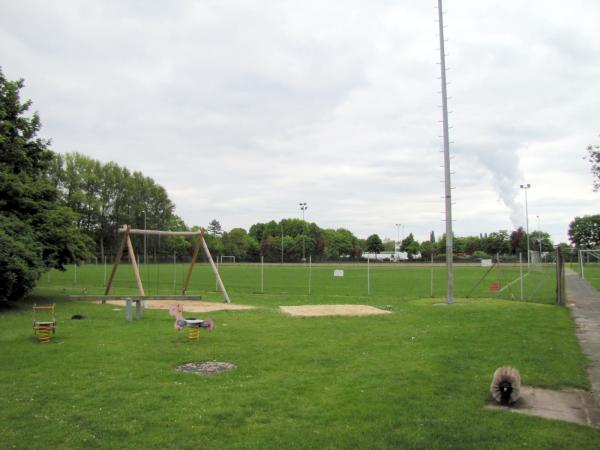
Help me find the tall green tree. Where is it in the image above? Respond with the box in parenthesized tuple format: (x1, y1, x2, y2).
(365, 234, 385, 253)
(400, 233, 420, 258)
(207, 219, 223, 236)
(568, 215, 600, 248)
(51, 152, 183, 259)
(0, 69, 92, 302)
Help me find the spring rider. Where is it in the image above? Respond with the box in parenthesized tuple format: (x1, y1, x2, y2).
(168, 304, 214, 341)
(32, 304, 56, 343)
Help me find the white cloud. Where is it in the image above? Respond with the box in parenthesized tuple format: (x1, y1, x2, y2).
(1, 0, 599, 244)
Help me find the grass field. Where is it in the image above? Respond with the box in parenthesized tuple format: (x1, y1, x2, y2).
(2, 263, 599, 449)
(37, 262, 558, 305)
(578, 263, 600, 292)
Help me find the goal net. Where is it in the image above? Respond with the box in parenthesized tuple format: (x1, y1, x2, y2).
(529, 250, 543, 272)
(579, 249, 600, 281)
(219, 255, 236, 264)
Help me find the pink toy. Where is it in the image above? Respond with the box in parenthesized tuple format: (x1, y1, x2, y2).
(168, 303, 214, 332)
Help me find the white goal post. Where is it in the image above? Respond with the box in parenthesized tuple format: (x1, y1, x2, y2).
(219, 255, 236, 264)
(578, 249, 600, 280)
(529, 250, 543, 271)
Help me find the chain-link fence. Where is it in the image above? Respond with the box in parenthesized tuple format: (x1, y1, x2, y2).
(39, 250, 561, 305)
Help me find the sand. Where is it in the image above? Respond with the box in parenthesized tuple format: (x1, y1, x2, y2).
(279, 304, 391, 317)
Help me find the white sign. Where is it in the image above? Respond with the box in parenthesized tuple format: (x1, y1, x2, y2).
(334, 270, 344, 277)
(481, 259, 493, 267)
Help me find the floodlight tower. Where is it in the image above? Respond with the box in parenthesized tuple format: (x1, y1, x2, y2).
(299, 202, 308, 262)
(437, 0, 454, 304)
(520, 184, 531, 268)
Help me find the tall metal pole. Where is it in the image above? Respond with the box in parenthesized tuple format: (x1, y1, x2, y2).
(299, 202, 307, 262)
(536, 215, 542, 254)
(395, 223, 401, 252)
(437, 0, 453, 304)
(367, 255, 371, 295)
(281, 223, 284, 264)
(520, 184, 530, 268)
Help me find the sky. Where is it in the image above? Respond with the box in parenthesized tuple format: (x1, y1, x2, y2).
(1, 0, 599, 244)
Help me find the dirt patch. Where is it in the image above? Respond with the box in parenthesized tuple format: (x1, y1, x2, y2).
(176, 361, 236, 375)
(485, 385, 600, 428)
(99, 299, 254, 313)
(280, 304, 391, 317)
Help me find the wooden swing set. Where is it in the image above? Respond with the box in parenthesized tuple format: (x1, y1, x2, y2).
(104, 225, 231, 303)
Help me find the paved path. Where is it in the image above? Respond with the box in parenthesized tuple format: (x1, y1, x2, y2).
(565, 268, 600, 425)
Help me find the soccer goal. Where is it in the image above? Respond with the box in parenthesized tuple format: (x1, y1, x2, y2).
(529, 250, 544, 271)
(578, 249, 600, 280)
(219, 255, 236, 264)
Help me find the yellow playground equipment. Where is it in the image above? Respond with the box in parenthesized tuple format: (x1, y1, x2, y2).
(32, 304, 56, 343)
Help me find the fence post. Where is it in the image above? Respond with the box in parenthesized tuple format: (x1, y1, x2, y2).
(367, 256, 371, 295)
(173, 251, 177, 291)
(556, 247, 565, 305)
(261, 255, 264, 294)
(308, 255, 312, 296)
(519, 252, 524, 301)
(430, 254, 434, 297)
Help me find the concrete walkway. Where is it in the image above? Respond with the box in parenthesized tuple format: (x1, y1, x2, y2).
(565, 268, 600, 425)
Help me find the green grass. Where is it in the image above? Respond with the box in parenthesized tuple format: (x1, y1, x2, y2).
(578, 263, 600, 292)
(37, 262, 558, 305)
(1, 263, 597, 448)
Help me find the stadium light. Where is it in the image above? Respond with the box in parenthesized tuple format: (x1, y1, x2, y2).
(299, 202, 308, 262)
(520, 184, 531, 268)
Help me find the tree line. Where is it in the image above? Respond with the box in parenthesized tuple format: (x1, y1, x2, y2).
(2, 68, 598, 302)
(196, 221, 557, 263)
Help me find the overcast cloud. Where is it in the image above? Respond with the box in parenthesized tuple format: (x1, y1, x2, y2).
(1, 0, 599, 243)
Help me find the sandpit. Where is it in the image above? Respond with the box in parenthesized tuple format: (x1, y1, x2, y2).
(98, 299, 254, 313)
(485, 386, 600, 428)
(279, 304, 391, 317)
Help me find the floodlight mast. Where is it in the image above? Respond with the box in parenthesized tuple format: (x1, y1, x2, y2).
(437, 0, 453, 304)
(520, 183, 531, 268)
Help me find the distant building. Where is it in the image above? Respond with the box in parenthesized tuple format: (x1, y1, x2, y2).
(361, 251, 420, 261)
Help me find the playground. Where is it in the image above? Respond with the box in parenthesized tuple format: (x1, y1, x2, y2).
(2, 260, 600, 449)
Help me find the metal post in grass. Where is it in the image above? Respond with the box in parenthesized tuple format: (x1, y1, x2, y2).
(173, 251, 177, 291)
(73, 261, 77, 284)
(367, 255, 371, 295)
(437, 0, 454, 305)
(308, 255, 312, 295)
(520, 183, 531, 268)
(579, 250, 585, 279)
(103, 256, 107, 286)
(261, 255, 264, 293)
(556, 246, 565, 305)
(430, 254, 434, 297)
(519, 252, 524, 301)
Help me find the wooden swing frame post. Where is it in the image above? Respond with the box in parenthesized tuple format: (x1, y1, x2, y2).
(104, 226, 231, 303)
